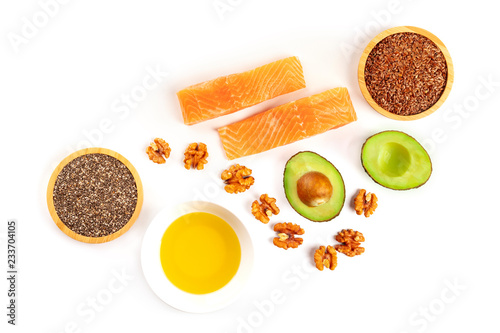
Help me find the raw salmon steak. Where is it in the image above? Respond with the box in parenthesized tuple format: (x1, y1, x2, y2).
(177, 57, 305, 125)
(218, 88, 357, 160)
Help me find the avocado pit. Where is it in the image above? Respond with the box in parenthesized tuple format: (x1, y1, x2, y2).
(297, 171, 333, 207)
(283, 151, 345, 222)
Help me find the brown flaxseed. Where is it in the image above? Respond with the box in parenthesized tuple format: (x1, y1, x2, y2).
(53, 153, 138, 238)
(364, 32, 448, 116)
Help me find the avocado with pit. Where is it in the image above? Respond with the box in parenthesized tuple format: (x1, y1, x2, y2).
(361, 130, 432, 190)
(283, 151, 345, 222)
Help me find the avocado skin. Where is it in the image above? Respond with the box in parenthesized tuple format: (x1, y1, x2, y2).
(361, 130, 433, 191)
(283, 151, 345, 222)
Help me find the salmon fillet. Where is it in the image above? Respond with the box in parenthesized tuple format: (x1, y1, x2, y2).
(177, 57, 305, 125)
(218, 88, 357, 160)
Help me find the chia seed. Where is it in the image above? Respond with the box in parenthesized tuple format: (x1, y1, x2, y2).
(53, 153, 138, 238)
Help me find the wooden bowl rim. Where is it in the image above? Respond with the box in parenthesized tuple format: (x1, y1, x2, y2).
(47, 148, 144, 244)
(357, 26, 454, 121)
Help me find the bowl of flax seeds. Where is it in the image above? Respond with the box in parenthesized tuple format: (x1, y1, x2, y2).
(47, 148, 143, 244)
(358, 26, 454, 120)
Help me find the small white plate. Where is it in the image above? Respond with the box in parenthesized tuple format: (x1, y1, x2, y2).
(141, 201, 254, 313)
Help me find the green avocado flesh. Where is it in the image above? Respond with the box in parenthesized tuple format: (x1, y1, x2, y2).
(361, 131, 432, 190)
(284, 151, 345, 222)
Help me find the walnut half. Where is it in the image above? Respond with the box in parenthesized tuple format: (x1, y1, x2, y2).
(273, 222, 304, 250)
(184, 142, 208, 170)
(335, 229, 365, 257)
(314, 245, 337, 271)
(146, 138, 171, 164)
(251, 194, 280, 224)
(354, 189, 378, 217)
(221, 164, 255, 194)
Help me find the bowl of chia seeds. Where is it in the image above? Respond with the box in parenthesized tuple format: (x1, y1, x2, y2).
(47, 148, 143, 243)
(358, 26, 454, 120)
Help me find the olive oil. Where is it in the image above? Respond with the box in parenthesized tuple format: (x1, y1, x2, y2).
(160, 212, 241, 294)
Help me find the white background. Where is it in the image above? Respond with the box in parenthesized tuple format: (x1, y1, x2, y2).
(1, 0, 499, 332)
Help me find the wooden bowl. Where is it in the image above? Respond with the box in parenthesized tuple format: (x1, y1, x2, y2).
(358, 26, 454, 121)
(47, 148, 144, 244)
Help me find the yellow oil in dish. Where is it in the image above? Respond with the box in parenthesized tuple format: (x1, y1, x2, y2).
(160, 212, 241, 294)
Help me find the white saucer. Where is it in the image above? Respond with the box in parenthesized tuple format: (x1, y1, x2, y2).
(141, 201, 254, 313)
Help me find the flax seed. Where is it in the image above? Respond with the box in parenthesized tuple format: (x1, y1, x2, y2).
(364, 32, 448, 116)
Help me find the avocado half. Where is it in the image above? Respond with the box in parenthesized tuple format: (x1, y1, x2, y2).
(284, 151, 345, 222)
(361, 131, 432, 190)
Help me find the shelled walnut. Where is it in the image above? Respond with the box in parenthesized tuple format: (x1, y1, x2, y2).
(251, 194, 280, 224)
(314, 245, 337, 271)
(146, 138, 171, 164)
(221, 164, 255, 194)
(273, 222, 304, 250)
(184, 142, 208, 170)
(335, 229, 365, 257)
(354, 189, 378, 217)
